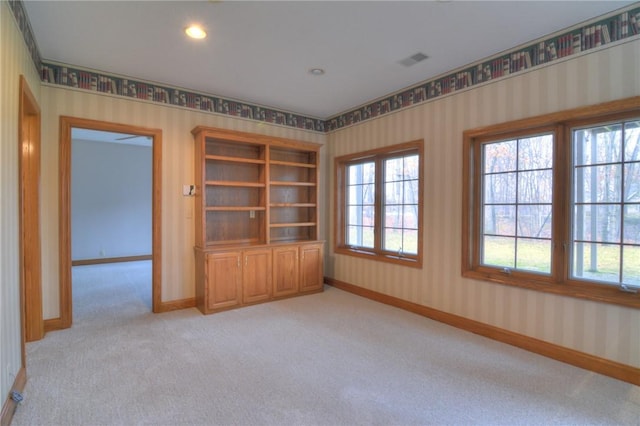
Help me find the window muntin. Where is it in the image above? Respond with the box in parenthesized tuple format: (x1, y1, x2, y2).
(571, 119, 640, 287)
(336, 141, 423, 267)
(480, 134, 554, 274)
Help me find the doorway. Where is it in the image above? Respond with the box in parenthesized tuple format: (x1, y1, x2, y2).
(56, 117, 162, 329)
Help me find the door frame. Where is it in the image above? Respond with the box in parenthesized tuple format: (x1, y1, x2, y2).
(57, 116, 162, 329)
(19, 75, 43, 344)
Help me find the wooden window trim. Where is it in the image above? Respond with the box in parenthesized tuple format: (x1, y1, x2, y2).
(335, 140, 424, 268)
(462, 97, 640, 309)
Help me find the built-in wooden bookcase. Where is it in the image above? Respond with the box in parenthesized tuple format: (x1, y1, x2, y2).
(192, 126, 323, 314)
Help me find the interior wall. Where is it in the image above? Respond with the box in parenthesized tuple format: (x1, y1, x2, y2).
(39, 86, 327, 319)
(326, 39, 640, 368)
(71, 139, 152, 260)
(0, 0, 42, 409)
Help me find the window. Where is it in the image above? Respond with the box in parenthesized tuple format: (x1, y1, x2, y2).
(481, 132, 554, 274)
(335, 141, 423, 267)
(571, 120, 640, 287)
(463, 97, 640, 308)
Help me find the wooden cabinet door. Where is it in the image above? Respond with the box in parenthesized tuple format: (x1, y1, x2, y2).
(299, 243, 323, 293)
(243, 248, 272, 304)
(206, 251, 242, 310)
(272, 245, 299, 297)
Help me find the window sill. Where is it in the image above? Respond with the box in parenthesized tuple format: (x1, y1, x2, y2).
(335, 246, 423, 269)
(462, 269, 640, 309)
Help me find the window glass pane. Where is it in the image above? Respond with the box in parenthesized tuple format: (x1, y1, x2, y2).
(385, 181, 403, 204)
(347, 186, 360, 205)
(622, 245, 640, 287)
(348, 162, 375, 185)
(348, 205, 375, 226)
(484, 140, 516, 173)
(362, 162, 375, 183)
(484, 173, 516, 204)
(573, 205, 621, 243)
(403, 205, 418, 229)
(516, 238, 551, 273)
(517, 205, 552, 238)
(484, 205, 516, 236)
(623, 205, 640, 244)
(624, 120, 640, 162)
(518, 134, 553, 170)
(574, 164, 622, 203)
(348, 163, 362, 185)
(624, 163, 640, 202)
(572, 242, 620, 284)
(482, 236, 515, 268)
(384, 206, 402, 227)
(348, 183, 375, 205)
(384, 228, 402, 252)
(573, 124, 622, 166)
(383, 228, 418, 254)
(348, 164, 356, 184)
(403, 180, 419, 204)
(385, 157, 403, 182)
(361, 183, 375, 204)
(403, 230, 418, 254)
(403, 155, 420, 179)
(517, 170, 553, 204)
(348, 226, 374, 248)
(347, 206, 360, 225)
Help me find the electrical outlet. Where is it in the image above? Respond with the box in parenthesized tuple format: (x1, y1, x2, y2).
(249, 210, 255, 219)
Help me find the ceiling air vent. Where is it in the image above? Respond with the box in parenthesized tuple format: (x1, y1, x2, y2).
(399, 52, 429, 67)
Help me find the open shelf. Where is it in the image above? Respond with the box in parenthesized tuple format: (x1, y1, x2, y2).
(194, 126, 319, 247)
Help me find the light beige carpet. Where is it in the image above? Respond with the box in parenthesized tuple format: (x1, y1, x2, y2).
(12, 261, 640, 425)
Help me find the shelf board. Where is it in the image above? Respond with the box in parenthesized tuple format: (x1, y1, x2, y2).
(270, 203, 316, 208)
(269, 222, 317, 228)
(205, 155, 265, 165)
(205, 206, 266, 212)
(270, 181, 316, 187)
(270, 160, 316, 169)
(205, 180, 266, 188)
(206, 238, 262, 247)
(269, 236, 315, 243)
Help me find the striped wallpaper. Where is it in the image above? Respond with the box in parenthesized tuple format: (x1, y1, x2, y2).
(1, 0, 41, 410)
(326, 38, 640, 368)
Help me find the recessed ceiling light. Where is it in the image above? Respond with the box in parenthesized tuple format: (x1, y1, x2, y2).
(309, 68, 325, 76)
(185, 25, 207, 39)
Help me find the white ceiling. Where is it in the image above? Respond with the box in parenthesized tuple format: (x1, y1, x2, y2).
(23, 0, 634, 119)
